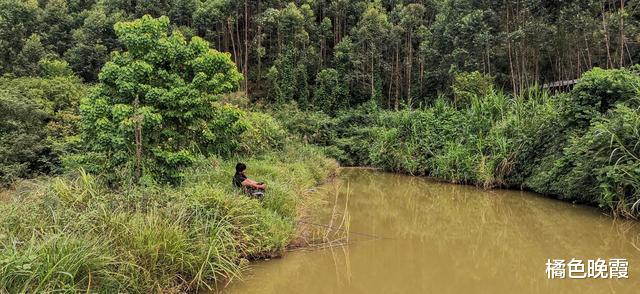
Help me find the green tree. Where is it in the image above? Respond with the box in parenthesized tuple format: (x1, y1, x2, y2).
(396, 3, 426, 106)
(0, 0, 39, 73)
(452, 71, 494, 107)
(192, 0, 228, 46)
(260, 3, 317, 107)
(427, 1, 493, 94)
(65, 5, 123, 81)
(80, 15, 244, 184)
(333, 36, 358, 104)
(313, 68, 348, 114)
(38, 57, 75, 77)
(565, 67, 640, 128)
(169, 0, 196, 26)
(13, 34, 47, 76)
(0, 89, 49, 185)
(41, 0, 73, 55)
(0, 75, 87, 185)
(351, 4, 391, 103)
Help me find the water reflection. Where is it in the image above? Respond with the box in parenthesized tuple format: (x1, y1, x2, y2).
(225, 169, 640, 294)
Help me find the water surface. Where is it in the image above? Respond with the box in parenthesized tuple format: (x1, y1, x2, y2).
(226, 169, 640, 293)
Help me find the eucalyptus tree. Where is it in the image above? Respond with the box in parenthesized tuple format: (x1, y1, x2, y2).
(313, 68, 348, 113)
(192, 0, 228, 48)
(351, 4, 392, 104)
(262, 2, 318, 107)
(1, 0, 640, 110)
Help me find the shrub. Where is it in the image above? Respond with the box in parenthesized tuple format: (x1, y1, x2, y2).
(272, 102, 337, 145)
(430, 142, 479, 184)
(0, 76, 86, 185)
(452, 71, 494, 107)
(561, 104, 640, 215)
(0, 89, 50, 185)
(564, 67, 640, 128)
(313, 68, 349, 114)
(238, 112, 287, 155)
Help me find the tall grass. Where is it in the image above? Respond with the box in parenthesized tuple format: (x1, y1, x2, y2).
(275, 67, 640, 218)
(0, 144, 337, 292)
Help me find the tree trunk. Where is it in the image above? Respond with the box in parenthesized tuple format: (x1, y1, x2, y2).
(388, 56, 393, 109)
(395, 46, 400, 110)
(235, 15, 243, 72)
(217, 23, 222, 51)
(257, 25, 262, 93)
(244, 0, 249, 97)
(227, 19, 238, 68)
(602, 1, 613, 68)
(371, 53, 375, 100)
(619, 0, 625, 67)
(506, 5, 517, 95)
(583, 33, 593, 66)
(133, 94, 142, 184)
(407, 30, 412, 108)
(334, 15, 339, 45)
(419, 60, 424, 100)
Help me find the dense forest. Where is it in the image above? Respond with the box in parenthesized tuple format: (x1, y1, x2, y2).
(1, 0, 639, 109)
(1, 0, 640, 292)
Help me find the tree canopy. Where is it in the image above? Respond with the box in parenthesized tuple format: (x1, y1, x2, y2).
(0, 0, 638, 110)
(80, 15, 244, 184)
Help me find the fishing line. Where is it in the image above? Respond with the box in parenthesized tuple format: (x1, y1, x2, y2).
(296, 220, 392, 240)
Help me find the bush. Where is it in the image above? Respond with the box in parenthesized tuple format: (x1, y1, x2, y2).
(560, 104, 640, 215)
(0, 76, 87, 186)
(564, 67, 640, 128)
(0, 90, 49, 185)
(452, 71, 494, 107)
(238, 112, 287, 155)
(313, 68, 349, 114)
(271, 102, 338, 145)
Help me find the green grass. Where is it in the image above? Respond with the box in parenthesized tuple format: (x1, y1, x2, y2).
(0, 144, 337, 292)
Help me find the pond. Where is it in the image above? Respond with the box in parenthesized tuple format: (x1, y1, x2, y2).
(225, 168, 640, 293)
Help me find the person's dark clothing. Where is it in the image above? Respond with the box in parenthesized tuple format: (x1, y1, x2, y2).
(232, 171, 265, 199)
(233, 172, 247, 188)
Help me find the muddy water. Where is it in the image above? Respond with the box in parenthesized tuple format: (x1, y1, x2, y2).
(226, 169, 640, 294)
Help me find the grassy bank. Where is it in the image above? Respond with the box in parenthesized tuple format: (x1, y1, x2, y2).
(0, 144, 337, 292)
(274, 67, 640, 218)
(0, 36, 339, 291)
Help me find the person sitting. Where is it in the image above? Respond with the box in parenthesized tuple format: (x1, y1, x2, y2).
(233, 162, 266, 198)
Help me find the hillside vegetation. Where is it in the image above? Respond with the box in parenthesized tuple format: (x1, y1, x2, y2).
(274, 67, 640, 218)
(0, 0, 639, 291)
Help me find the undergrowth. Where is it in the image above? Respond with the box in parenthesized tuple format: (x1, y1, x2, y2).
(0, 144, 337, 292)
